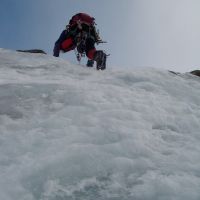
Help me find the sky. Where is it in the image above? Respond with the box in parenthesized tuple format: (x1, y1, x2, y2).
(1, 0, 200, 72)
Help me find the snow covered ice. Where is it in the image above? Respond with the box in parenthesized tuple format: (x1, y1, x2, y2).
(0, 48, 200, 200)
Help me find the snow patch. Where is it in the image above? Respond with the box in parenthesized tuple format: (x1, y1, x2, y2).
(0, 48, 200, 200)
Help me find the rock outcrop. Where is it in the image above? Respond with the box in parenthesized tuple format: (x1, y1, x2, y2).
(190, 70, 200, 77)
(17, 49, 47, 54)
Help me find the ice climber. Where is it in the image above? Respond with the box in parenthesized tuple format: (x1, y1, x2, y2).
(53, 13, 107, 70)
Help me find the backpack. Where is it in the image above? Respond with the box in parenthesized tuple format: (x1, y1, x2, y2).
(69, 13, 95, 27)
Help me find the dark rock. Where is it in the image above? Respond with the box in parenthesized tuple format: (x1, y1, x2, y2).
(168, 71, 180, 75)
(17, 49, 47, 54)
(190, 70, 200, 77)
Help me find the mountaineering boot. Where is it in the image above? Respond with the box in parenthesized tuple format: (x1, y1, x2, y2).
(93, 50, 107, 70)
(86, 59, 94, 67)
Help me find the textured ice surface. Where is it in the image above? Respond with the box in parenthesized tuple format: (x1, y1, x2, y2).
(0, 48, 200, 200)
